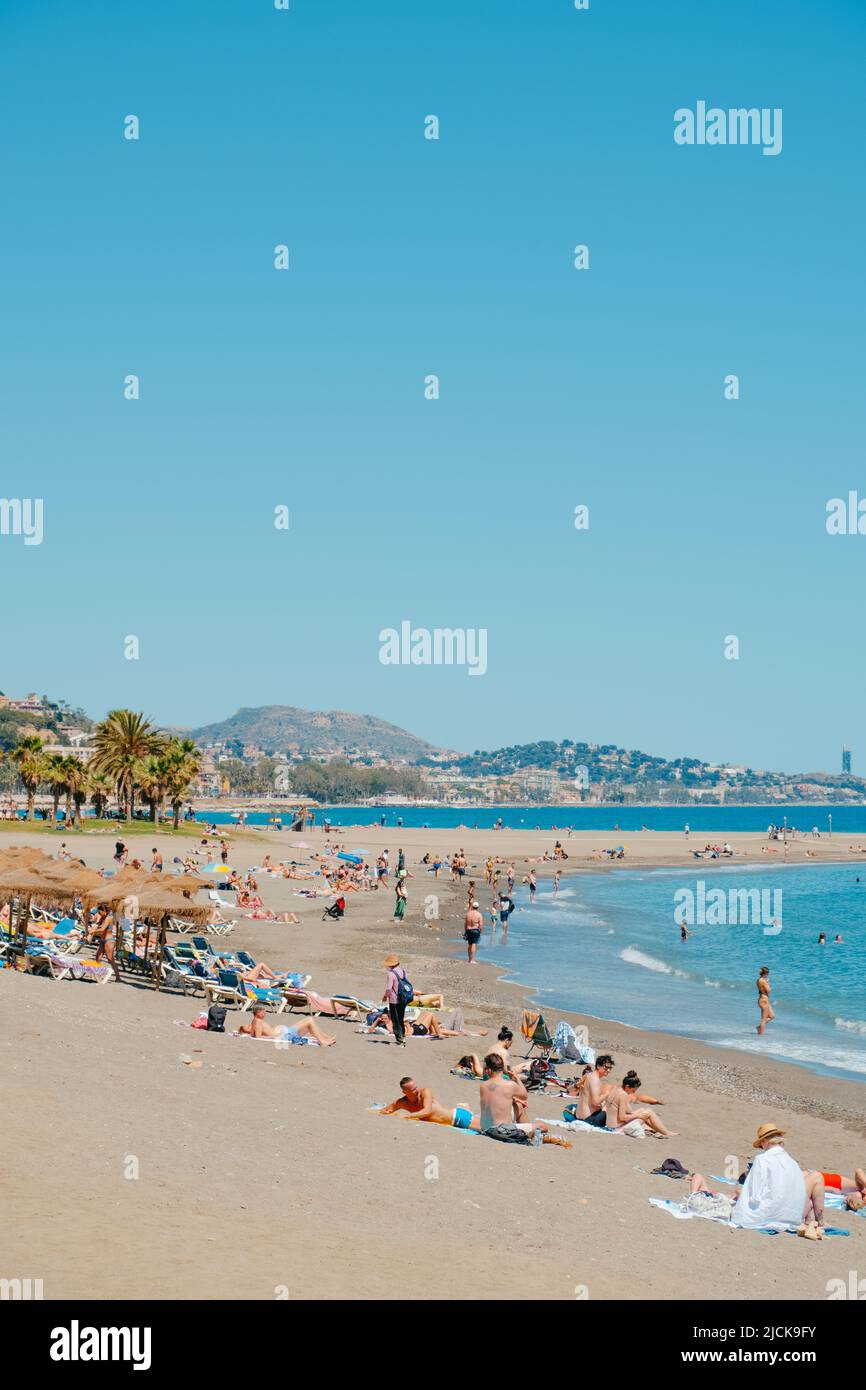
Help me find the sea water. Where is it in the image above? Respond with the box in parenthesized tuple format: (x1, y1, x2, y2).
(476, 863, 866, 1082)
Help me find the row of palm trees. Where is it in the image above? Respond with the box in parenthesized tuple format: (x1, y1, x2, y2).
(5, 709, 201, 829)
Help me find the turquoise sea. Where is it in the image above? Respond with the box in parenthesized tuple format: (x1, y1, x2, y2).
(472, 863, 866, 1083)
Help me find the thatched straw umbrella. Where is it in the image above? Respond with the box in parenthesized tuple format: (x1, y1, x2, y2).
(0, 865, 82, 961)
(130, 884, 212, 990)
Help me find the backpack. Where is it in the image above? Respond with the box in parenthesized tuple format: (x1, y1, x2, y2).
(525, 1059, 550, 1091)
(207, 1004, 227, 1032)
(394, 969, 414, 1007)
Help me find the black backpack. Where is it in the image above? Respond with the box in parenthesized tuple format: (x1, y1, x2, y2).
(395, 969, 414, 1007)
(207, 1004, 227, 1032)
(525, 1059, 550, 1091)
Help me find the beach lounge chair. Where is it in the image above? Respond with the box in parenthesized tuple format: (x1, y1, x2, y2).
(328, 993, 373, 1023)
(525, 1013, 555, 1060)
(281, 988, 312, 1015)
(207, 889, 237, 915)
(202, 968, 250, 1011)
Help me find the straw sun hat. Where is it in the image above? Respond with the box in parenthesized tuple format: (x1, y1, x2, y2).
(383, 954, 400, 968)
(752, 1122, 786, 1148)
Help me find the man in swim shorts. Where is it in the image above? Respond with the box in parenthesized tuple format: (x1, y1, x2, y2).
(479, 1054, 570, 1148)
(573, 1054, 615, 1126)
(380, 1077, 480, 1130)
(238, 1006, 336, 1047)
(464, 900, 483, 963)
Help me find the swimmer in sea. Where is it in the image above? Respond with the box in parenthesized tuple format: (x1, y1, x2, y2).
(756, 965, 775, 1035)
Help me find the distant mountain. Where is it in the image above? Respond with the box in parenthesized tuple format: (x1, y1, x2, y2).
(189, 705, 441, 761)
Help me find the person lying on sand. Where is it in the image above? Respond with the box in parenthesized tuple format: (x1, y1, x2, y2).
(380, 1077, 480, 1130)
(479, 1054, 571, 1148)
(603, 1071, 677, 1136)
(238, 1005, 336, 1047)
(365, 1009, 475, 1039)
(814, 1166, 866, 1211)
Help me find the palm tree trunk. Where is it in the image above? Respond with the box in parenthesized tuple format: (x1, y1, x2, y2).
(26, 788, 35, 821)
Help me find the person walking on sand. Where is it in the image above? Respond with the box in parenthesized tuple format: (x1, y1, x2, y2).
(463, 899, 483, 964)
(757, 965, 775, 1035)
(383, 953, 411, 1047)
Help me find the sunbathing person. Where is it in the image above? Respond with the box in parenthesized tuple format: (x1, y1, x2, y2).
(462, 1026, 531, 1079)
(603, 1071, 677, 1136)
(479, 1054, 571, 1147)
(238, 1006, 336, 1047)
(569, 1053, 616, 1125)
(380, 1077, 480, 1130)
(813, 1165, 866, 1211)
(365, 1009, 462, 1038)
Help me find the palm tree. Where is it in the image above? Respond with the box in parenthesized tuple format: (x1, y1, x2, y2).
(90, 710, 165, 819)
(10, 735, 49, 821)
(138, 756, 169, 823)
(64, 758, 91, 828)
(45, 753, 71, 825)
(89, 770, 113, 821)
(165, 739, 202, 829)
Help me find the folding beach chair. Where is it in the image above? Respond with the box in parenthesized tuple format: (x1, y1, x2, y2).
(203, 968, 250, 1011)
(281, 989, 313, 1016)
(525, 1013, 555, 1060)
(329, 994, 373, 1023)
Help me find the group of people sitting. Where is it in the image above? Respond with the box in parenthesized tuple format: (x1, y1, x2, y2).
(683, 1123, 866, 1235)
(379, 1054, 571, 1148)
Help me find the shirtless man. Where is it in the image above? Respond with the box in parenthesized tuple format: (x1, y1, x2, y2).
(757, 965, 775, 1035)
(380, 1077, 479, 1131)
(574, 1053, 615, 1126)
(464, 899, 483, 964)
(238, 1005, 336, 1047)
(479, 1054, 570, 1147)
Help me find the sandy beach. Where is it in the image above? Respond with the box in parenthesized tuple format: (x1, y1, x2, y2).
(3, 824, 865, 1301)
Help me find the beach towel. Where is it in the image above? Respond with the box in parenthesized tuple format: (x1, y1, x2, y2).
(521, 1009, 542, 1041)
(649, 1198, 850, 1236)
(552, 1021, 595, 1065)
(540, 1116, 625, 1135)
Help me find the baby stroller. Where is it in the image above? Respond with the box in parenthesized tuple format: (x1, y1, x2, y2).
(322, 896, 346, 921)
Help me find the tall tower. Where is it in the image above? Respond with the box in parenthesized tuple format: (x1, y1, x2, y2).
(842, 745, 852, 775)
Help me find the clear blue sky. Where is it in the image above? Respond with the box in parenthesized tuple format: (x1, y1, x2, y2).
(1, 0, 864, 772)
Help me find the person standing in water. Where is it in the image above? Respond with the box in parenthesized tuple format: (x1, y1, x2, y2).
(757, 965, 775, 1035)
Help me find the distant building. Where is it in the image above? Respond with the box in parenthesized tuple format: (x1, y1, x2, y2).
(842, 745, 852, 774)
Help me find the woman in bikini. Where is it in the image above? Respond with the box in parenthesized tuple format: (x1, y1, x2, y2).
(603, 1071, 678, 1136)
(757, 965, 775, 1035)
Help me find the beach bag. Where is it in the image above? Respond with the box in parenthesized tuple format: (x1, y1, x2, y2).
(207, 1004, 227, 1032)
(525, 1059, 551, 1091)
(191, 1014, 208, 1030)
(395, 969, 414, 1007)
(686, 1192, 735, 1220)
(621, 1119, 646, 1139)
